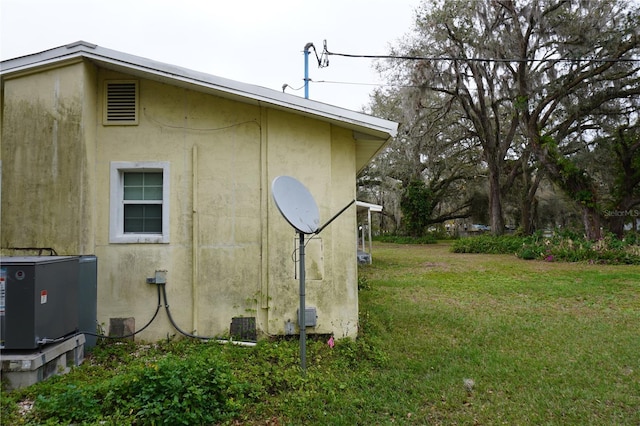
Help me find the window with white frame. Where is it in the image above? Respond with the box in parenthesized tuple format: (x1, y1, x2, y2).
(110, 161, 170, 243)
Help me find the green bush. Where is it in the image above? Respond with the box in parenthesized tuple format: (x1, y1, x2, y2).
(451, 233, 640, 264)
(451, 235, 524, 254)
(121, 353, 240, 425)
(334, 336, 388, 369)
(34, 384, 101, 424)
(517, 245, 539, 260)
(31, 346, 243, 425)
(374, 234, 437, 244)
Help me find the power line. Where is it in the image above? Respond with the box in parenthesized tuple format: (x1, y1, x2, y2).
(282, 41, 638, 95)
(311, 79, 483, 92)
(282, 79, 417, 93)
(313, 80, 399, 87)
(323, 45, 640, 63)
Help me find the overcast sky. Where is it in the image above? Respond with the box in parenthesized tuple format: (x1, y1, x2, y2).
(1, 0, 420, 111)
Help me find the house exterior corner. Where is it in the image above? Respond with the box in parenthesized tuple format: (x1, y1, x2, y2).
(0, 44, 396, 343)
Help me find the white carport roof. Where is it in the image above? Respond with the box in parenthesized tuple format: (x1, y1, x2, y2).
(0, 41, 398, 173)
(356, 200, 383, 212)
(355, 201, 382, 264)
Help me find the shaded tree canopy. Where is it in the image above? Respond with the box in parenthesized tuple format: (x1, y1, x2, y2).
(364, 0, 639, 240)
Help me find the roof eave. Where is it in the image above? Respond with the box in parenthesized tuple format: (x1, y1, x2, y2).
(1, 41, 398, 140)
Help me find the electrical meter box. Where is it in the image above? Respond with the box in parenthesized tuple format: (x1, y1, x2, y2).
(0, 256, 80, 350)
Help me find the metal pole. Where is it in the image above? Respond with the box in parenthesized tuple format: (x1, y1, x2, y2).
(304, 43, 313, 99)
(298, 231, 307, 372)
(315, 199, 355, 234)
(368, 208, 373, 264)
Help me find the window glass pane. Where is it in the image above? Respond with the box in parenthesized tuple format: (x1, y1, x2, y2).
(145, 218, 162, 232)
(124, 173, 143, 185)
(124, 218, 144, 233)
(144, 204, 162, 219)
(125, 204, 144, 216)
(142, 204, 162, 232)
(144, 173, 163, 186)
(124, 187, 143, 200)
(144, 186, 163, 200)
(124, 204, 162, 233)
(124, 172, 143, 201)
(124, 172, 163, 200)
(143, 173, 163, 200)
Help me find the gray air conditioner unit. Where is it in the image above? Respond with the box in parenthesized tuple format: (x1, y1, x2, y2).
(1, 256, 80, 350)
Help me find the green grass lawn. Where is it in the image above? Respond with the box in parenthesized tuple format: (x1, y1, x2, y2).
(356, 243, 640, 425)
(3, 242, 639, 425)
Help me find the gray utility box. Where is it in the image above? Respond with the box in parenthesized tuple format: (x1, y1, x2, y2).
(0, 256, 79, 350)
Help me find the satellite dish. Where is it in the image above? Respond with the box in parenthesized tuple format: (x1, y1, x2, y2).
(271, 175, 355, 372)
(272, 176, 320, 234)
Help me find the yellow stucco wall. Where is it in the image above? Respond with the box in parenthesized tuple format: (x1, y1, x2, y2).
(1, 60, 360, 341)
(1, 61, 96, 254)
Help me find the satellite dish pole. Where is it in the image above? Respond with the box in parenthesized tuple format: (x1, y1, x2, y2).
(272, 176, 353, 373)
(272, 176, 319, 372)
(297, 231, 307, 370)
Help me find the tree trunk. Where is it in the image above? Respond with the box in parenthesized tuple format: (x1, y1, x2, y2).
(519, 168, 541, 235)
(525, 121, 603, 240)
(488, 164, 505, 236)
(608, 214, 625, 239)
(607, 196, 639, 239)
(520, 198, 537, 235)
(581, 206, 602, 241)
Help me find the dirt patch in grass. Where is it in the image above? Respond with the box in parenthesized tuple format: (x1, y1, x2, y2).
(421, 261, 450, 269)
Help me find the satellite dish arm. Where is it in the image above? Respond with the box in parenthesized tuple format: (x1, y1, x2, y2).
(315, 199, 356, 234)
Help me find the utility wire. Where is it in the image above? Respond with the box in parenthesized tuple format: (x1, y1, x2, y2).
(285, 41, 638, 95)
(282, 83, 305, 92)
(313, 80, 392, 87)
(81, 284, 163, 340)
(322, 44, 640, 63)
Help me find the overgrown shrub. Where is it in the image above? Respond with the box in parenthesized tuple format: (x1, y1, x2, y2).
(374, 234, 437, 244)
(451, 235, 524, 254)
(33, 384, 101, 424)
(333, 335, 388, 369)
(451, 232, 640, 264)
(31, 346, 243, 425)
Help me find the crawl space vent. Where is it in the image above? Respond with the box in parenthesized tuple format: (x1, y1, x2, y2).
(104, 81, 138, 124)
(230, 317, 257, 341)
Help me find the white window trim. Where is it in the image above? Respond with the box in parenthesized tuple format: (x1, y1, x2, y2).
(110, 161, 170, 244)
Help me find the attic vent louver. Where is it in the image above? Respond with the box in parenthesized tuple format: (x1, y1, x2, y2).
(104, 80, 138, 125)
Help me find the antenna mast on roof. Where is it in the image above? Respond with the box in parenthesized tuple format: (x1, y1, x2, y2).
(303, 41, 329, 99)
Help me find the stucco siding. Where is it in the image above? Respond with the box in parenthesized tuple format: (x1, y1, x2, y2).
(93, 70, 267, 339)
(262, 110, 358, 337)
(1, 58, 366, 341)
(1, 61, 94, 254)
(328, 126, 359, 338)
